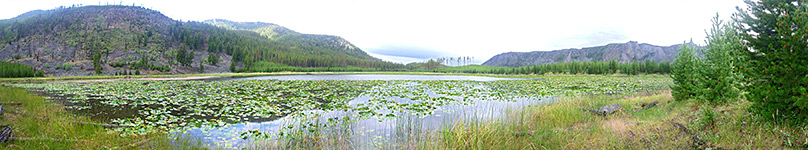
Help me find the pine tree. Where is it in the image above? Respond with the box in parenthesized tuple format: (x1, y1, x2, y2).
(698, 15, 744, 104)
(230, 61, 236, 72)
(199, 62, 205, 73)
(736, 0, 808, 124)
(670, 42, 701, 101)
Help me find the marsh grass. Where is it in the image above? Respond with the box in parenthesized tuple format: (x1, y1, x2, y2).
(441, 90, 808, 149)
(0, 86, 155, 149)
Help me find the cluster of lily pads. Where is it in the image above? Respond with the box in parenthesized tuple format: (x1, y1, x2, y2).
(6, 76, 671, 135)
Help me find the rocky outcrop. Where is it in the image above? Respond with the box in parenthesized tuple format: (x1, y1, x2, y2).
(482, 41, 701, 67)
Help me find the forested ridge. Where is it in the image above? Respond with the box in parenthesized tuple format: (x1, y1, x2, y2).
(0, 5, 403, 77)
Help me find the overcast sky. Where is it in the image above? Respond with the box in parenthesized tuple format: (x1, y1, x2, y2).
(0, 0, 747, 64)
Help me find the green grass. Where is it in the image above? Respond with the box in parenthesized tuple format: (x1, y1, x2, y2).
(439, 90, 808, 149)
(0, 86, 155, 149)
(0, 86, 213, 149)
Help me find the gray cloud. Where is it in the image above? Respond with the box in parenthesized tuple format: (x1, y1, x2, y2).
(366, 45, 454, 59)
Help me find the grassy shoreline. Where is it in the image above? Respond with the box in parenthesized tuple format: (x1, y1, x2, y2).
(440, 90, 807, 149)
(0, 86, 158, 149)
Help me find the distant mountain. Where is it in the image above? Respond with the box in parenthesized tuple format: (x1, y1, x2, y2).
(0, 5, 399, 76)
(482, 41, 698, 67)
(202, 19, 375, 60)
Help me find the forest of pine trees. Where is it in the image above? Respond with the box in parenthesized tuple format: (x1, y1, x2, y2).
(0, 61, 43, 78)
(407, 59, 670, 75)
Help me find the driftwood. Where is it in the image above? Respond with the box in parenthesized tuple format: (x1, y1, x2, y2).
(0, 125, 10, 143)
(3, 109, 132, 128)
(635, 101, 659, 112)
(670, 121, 709, 148)
(581, 104, 622, 115)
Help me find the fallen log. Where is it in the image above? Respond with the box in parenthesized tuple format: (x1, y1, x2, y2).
(670, 121, 709, 148)
(635, 101, 659, 112)
(0, 125, 10, 143)
(581, 104, 622, 115)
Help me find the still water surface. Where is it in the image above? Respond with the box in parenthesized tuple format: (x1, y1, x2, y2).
(183, 74, 546, 149)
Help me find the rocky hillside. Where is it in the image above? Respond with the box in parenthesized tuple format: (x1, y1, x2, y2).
(482, 41, 699, 67)
(0, 5, 398, 76)
(203, 19, 375, 60)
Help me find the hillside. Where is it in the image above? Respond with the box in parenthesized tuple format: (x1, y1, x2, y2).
(0, 5, 400, 76)
(482, 41, 698, 67)
(203, 19, 374, 60)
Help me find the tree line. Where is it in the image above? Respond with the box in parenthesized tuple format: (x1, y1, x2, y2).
(0, 61, 43, 78)
(407, 59, 671, 75)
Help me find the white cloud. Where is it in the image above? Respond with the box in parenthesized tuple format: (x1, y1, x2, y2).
(0, 0, 747, 64)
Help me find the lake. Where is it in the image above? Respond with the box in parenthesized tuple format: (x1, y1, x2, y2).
(13, 74, 672, 149)
(182, 74, 547, 149)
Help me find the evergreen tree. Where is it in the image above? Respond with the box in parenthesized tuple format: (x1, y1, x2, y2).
(670, 42, 701, 101)
(208, 53, 218, 65)
(736, 0, 808, 124)
(698, 15, 744, 104)
(93, 53, 102, 75)
(230, 61, 236, 72)
(199, 62, 205, 73)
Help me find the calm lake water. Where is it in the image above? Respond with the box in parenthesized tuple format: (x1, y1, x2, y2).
(230, 74, 523, 81)
(181, 74, 548, 149)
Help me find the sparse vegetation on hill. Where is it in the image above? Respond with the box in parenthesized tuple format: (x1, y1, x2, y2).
(0, 5, 403, 77)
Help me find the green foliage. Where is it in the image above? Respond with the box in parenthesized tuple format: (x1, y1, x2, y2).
(736, 0, 808, 125)
(698, 15, 745, 104)
(670, 42, 701, 101)
(696, 105, 716, 130)
(248, 61, 399, 72)
(229, 61, 236, 72)
(93, 53, 102, 75)
(207, 53, 218, 65)
(0, 61, 42, 77)
(198, 62, 204, 73)
(61, 63, 72, 70)
(405, 60, 669, 75)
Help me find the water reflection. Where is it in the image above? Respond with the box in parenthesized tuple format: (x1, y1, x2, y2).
(182, 95, 551, 149)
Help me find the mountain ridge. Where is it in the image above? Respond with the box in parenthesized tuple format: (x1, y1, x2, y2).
(482, 41, 698, 67)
